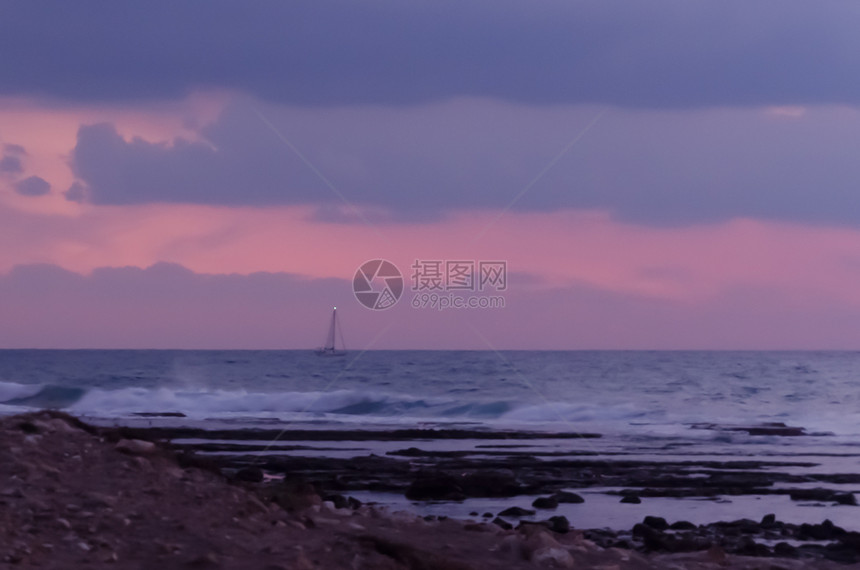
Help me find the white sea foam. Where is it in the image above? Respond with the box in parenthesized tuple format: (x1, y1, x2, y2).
(0, 381, 43, 402)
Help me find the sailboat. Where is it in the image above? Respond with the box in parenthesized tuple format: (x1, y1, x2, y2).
(315, 307, 347, 356)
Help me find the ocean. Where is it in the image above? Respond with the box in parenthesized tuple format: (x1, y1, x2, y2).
(2, 350, 860, 531)
(1, 350, 857, 435)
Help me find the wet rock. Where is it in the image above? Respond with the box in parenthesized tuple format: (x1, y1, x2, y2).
(547, 515, 570, 533)
(761, 513, 776, 527)
(692, 422, 807, 436)
(774, 542, 798, 557)
(642, 516, 668, 530)
(552, 491, 584, 504)
(669, 520, 696, 530)
(498, 506, 535, 517)
(620, 494, 641, 504)
(234, 467, 264, 483)
(492, 517, 513, 531)
(459, 470, 521, 497)
(835, 492, 858, 506)
(322, 494, 360, 510)
(531, 496, 558, 509)
(404, 472, 465, 501)
(735, 537, 770, 557)
(632, 523, 667, 551)
(789, 487, 857, 505)
(798, 520, 846, 541)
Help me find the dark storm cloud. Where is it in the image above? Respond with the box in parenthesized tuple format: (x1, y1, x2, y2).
(13, 176, 51, 196)
(68, 101, 860, 226)
(70, 109, 330, 206)
(2, 1, 860, 108)
(0, 155, 22, 175)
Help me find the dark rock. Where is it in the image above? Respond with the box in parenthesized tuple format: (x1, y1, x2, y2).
(745, 425, 805, 436)
(692, 422, 806, 436)
(491, 517, 513, 530)
(835, 493, 857, 506)
(735, 537, 771, 557)
(272, 479, 320, 512)
(774, 542, 798, 557)
(459, 470, 521, 497)
(17, 421, 39, 434)
(671, 535, 712, 553)
(821, 519, 846, 537)
(632, 523, 667, 551)
(547, 515, 570, 533)
(712, 518, 760, 536)
(798, 520, 846, 541)
(323, 495, 351, 509)
(482, 512, 493, 518)
(233, 467, 264, 483)
(498, 506, 536, 517)
(839, 531, 860, 548)
(583, 529, 617, 548)
(669, 521, 696, 531)
(824, 543, 860, 565)
(620, 495, 641, 504)
(531, 496, 558, 509)
(789, 487, 856, 504)
(469, 511, 479, 517)
(761, 513, 776, 527)
(552, 491, 584, 504)
(405, 472, 465, 501)
(643, 516, 669, 530)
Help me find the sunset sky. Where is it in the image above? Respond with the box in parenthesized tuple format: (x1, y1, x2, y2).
(3, 1, 860, 349)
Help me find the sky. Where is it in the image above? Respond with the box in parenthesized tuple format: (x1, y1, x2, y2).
(2, 0, 860, 349)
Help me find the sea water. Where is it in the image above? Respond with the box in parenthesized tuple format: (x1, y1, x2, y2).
(1, 350, 859, 439)
(4, 350, 860, 529)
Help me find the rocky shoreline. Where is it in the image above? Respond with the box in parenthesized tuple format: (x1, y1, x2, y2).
(126, 423, 859, 506)
(3, 412, 860, 568)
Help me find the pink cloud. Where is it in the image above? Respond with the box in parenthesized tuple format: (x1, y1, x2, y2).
(3, 200, 860, 349)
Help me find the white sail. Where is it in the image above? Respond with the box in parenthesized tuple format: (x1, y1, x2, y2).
(316, 307, 347, 356)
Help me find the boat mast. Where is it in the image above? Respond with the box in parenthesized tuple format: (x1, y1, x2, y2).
(327, 307, 338, 350)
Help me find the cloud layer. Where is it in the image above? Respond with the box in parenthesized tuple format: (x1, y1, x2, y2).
(2, 262, 860, 349)
(68, 101, 860, 225)
(2, 1, 860, 108)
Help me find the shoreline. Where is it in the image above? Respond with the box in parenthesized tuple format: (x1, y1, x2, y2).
(4, 411, 859, 567)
